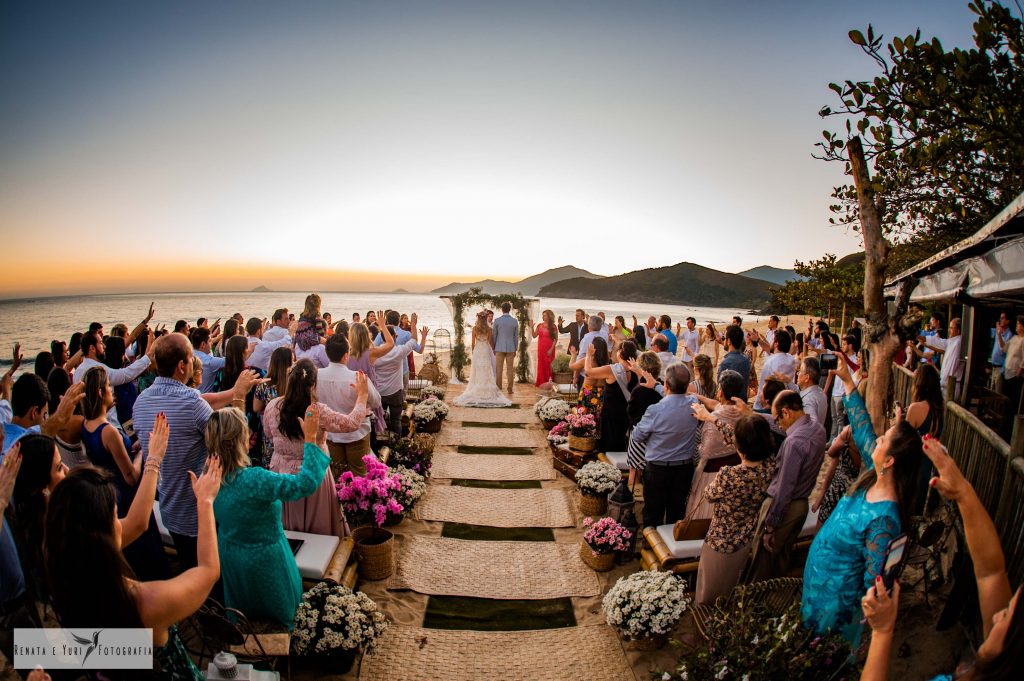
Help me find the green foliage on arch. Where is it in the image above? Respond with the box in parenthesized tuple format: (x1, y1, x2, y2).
(445, 288, 533, 383)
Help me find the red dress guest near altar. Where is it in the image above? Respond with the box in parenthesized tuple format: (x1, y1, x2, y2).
(534, 319, 555, 386)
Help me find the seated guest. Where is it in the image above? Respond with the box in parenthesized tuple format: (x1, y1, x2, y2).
(46, 427, 219, 681)
(210, 406, 329, 628)
(631, 364, 699, 528)
(695, 416, 777, 606)
(264, 359, 369, 536)
(320, 334, 382, 478)
(583, 340, 639, 453)
(717, 324, 750, 383)
(624, 351, 663, 485)
(686, 369, 747, 519)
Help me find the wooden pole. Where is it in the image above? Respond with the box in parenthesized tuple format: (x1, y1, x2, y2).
(841, 302, 847, 335)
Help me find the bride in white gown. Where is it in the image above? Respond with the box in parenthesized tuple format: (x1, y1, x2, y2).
(454, 310, 513, 408)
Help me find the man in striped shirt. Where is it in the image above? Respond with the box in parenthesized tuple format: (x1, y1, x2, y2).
(133, 333, 261, 568)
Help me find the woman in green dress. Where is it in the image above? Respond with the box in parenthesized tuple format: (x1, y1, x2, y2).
(208, 404, 328, 629)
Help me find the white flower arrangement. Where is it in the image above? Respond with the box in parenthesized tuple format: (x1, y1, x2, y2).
(534, 397, 571, 422)
(291, 583, 389, 656)
(419, 385, 446, 401)
(412, 396, 449, 425)
(574, 461, 621, 496)
(602, 571, 690, 639)
(393, 465, 427, 509)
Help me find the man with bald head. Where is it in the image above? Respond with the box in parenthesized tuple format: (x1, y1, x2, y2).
(133, 333, 261, 568)
(748, 389, 826, 581)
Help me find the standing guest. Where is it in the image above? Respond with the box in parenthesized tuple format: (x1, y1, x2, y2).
(764, 315, 780, 347)
(569, 316, 604, 386)
(717, 325, 751, 382)
(296, 332, 329, 369)
(1001, 315, 1024, 422)
(219, 335, 267, 459)
(630, 314, 648, 351)
(320, 334, 381, 478)
(753, 330, 800, 411)
(925, 317, 964, 400)
(245, 317, 292, 373)
(375, 325, 427, 437)
(252, 347, 292, 468)
(264, 359, 369, 536)
(695, 415, 777, 606)
(45, 368, 88, 469)
(801, 358, 922, 649)
(678, 317, 700, 371)
(655, 315, 677, 355)
(748, 390, 827, 582)
(348, 321, 393, 440)
(296, 294, 329, 368)
(688, 370, 747, 521)
(133, 333, 260, 570)
(323, 313, 334, 337)
(46, 446, 222, 680)
(531, 310, 557, 388)
(905, 363, 944, 512)
(196, 318, 208, 329)
(492, 303, 519, 395)
(80, 367, 169, 580)
(558, 310, 588, 378)
(210, 405, 329, 629)
(103, 335, 139, 424)
(624, 352, 664, 484)
(216, 335, 255, 392)
(631, 364, 700, 528)
(174, 319, 191, 335)
(608, 315, 630, 358)
(334, 319, 350, 339)
(218, 318, 240, 357)
(570, 337, 609, 417)
(352, 312, 361, 324)
(373, 310, 418, 390)
(990, 310, 1013, 393)
(584, 340, 639, 453)
(3, 374, 84, 452)
(825, 334, 860, 442)
(796, 357, 827, 428)
(191, 327, 226, 393)
(264, 308, 291, 343)
(732, 315, 743, 327)
(701, 323, 720, 365)
(68, 331, 83, 358)
(650, 335, 676, 380)
(812, 425, 862, 526)
(73, 329, 153, 387)
(691, 354, 716, 399)
(50, 340, 69, 374)
(33, 353, 54, 381)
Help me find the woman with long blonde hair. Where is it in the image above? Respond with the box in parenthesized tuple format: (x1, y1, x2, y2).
(454, 310, 511, 407)
(347, 321, 393, 435)
(692, 354, 716, 398)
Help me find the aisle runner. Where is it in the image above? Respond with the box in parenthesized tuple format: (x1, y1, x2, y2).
(359, 625, 635, 681)
(416, 486, 575, 528)
(448, 407, 534, 423)
(431, 452, 555, 481)
(436, 426, 539, 448)
(389, 536, 598, 599)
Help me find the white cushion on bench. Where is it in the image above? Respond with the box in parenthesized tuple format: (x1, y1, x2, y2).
(654, 523, 704, 560)
(604, 451, 629, 471)
(555, 383, 576, 394)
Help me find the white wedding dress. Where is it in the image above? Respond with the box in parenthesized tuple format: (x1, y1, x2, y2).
(454, 336, 513, 408)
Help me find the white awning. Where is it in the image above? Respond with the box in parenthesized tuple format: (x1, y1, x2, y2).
(965, 236, 1024, 298)
(908, 260, 971, 303)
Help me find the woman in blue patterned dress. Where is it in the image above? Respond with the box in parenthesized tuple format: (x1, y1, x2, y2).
(208, 404, 329, 629)
(801, 357, 923, 649)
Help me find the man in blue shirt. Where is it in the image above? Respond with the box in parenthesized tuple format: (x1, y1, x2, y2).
(191, 327, 225, 393)
(991, 311, 1013, 393)
(718, 324, 751, 383)
(631, 363, 700, 528)
(656, 315, 677, 355)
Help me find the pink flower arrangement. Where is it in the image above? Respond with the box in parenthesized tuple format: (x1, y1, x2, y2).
(583, 517, 632, 555)
(336, 455, 405, 528)
(565, 407, 597, 437)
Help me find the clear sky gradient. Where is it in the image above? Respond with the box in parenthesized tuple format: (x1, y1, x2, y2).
(0, 1, 977, 297)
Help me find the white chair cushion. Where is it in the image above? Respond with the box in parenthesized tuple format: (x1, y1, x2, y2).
(655, 523, 704, 560)
(555, 383, 576, 394)
(604, 451, 629, 471)
(284, 530, 340, 580)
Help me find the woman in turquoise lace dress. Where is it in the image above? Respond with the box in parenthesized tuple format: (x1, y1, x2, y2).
(801, 358, 923, 650)
(209, 405, 329, 629)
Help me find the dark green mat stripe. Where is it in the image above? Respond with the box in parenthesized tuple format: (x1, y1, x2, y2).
(460, 421, 527, 429)
(449, 479, 542, 489)
(441, 522, 554, 542)
(422, 595, 576, 631)
(456, 445, 534, 455)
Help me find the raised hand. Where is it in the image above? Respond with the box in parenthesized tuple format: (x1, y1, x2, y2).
(922, 435, 968, 502)
(53, 382, 86, 422)
(145, 302, 155, 323)
(190, 455, 223, 504)
(861, 579, 899, 634)
(147, 413, 169, 465)
(299, 403, 320, 444)
(10, 343, 22, 374)
(411, 312, 418, 326)
(233, 369, 266, 398)
(352, 371, 369, 401)
(557, 316, 564, 326)
(0, 442, 23, 510)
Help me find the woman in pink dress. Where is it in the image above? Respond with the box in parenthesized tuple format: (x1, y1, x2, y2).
(264, 359, 370, 536)
(532, 309, 557, 387)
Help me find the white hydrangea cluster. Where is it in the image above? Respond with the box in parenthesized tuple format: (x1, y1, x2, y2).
(394, 465, 427, 506)
(574, 461, 621, 496)
(602, 571, 690, 639)
(291, 583, 389, 656)
(412, 396, 450, 424)
(419, 385, 446, 401)
(534, 397, 570, 421)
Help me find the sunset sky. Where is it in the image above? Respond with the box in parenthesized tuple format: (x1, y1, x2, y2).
(0, 1, 976, 297)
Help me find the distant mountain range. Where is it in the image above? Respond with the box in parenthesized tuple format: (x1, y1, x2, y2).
(538, 262, 774, 309)
(735, 266, 802, 286)
(431, 266, 603, 296)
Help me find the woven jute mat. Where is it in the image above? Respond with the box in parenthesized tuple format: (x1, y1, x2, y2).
(389, 536, 598, 599)
(431, 452, 555, 481)
(447, 406, 535, 424)
(359, 624, 635, 681)
(416, 486, 576, 527)
(435, 425, 541, 449)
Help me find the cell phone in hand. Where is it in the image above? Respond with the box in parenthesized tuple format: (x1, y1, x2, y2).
(880, 534, 908, 591)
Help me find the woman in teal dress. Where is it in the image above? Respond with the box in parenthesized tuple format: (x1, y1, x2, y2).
(208, 404, 329, 629)
(801, 358, 923, 650)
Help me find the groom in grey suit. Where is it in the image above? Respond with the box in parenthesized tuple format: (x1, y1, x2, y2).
(492, 302, 519, 394)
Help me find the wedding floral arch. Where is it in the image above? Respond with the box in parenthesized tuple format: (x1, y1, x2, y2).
(441, 289, 539, 383)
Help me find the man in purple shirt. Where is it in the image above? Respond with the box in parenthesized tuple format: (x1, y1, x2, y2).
(748, 390, 826, 581)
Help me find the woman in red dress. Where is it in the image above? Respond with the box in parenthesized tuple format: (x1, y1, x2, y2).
(532, 309, 557, 387)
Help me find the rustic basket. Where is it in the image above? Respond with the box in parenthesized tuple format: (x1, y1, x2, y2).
(552, 371, 573, 384)
(579, 541, 616, 572)
(568, 434, 596, 452)
(352, 526, 395, 581)
(578, 491, 608, 517)
(416, 416, 443, 434)
(629, 632, 669, 651)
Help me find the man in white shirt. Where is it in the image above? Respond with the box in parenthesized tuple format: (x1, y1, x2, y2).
(263, 308, 291, 343)
(754, 330, 800, 410)
(596, 312, 610, 342)
(796, 357, 827, 427)
(190, 327, 225, 393)
(927, 317, 964, 401)
(73, 330, 153, 386)
(244, 317, 292, 373)
(764, 315, 779, 348)
(320, 334, 381, 476)
(652, 335, 677, 381)
(376, 325, 428, 437)
(678, 317, 700, 371)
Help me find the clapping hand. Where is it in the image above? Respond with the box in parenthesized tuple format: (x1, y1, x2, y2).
(190, 455, 223, 504)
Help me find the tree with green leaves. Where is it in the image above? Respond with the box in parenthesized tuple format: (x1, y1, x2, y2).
(771, 253, 864, 319)
(817, 0, 1023, 264)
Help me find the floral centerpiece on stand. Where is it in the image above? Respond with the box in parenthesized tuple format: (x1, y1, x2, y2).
(412, 396, 449, 433)
(419, 384, 446, 401)
(535, 397, 571, 428)
(659, 590, 852, 681)
(392, 465, 427, 515)
(602, 571, 690, 651)
(291, 582, 389, 673)
(565, 407, 597, 452)
(579, 517, 632, 572)
(574, 460, 620, 516)
(336, 455, 404, 580)
(388, 434, 435, 477)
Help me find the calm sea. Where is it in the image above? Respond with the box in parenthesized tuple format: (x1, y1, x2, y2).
(0, 291, 756, 371)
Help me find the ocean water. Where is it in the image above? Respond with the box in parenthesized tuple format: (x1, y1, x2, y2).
(0, 291, 757, 371)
